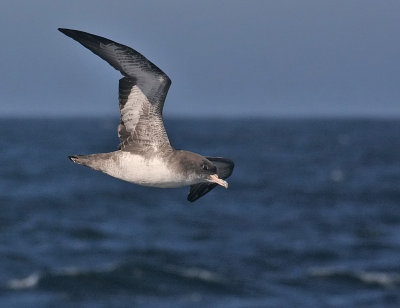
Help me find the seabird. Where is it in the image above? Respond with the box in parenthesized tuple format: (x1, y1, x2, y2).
(59, 28, 234, 202)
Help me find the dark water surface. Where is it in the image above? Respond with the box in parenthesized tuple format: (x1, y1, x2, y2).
(1, 118, 400, 307)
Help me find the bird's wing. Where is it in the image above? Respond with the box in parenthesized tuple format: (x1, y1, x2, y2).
(187, 157, 234, 202)
(59, 28, 172, 153)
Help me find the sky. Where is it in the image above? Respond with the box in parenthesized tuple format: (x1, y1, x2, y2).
(1, 0, 400, 118)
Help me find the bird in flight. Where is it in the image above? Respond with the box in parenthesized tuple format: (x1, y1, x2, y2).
(59, 29, 234, 202)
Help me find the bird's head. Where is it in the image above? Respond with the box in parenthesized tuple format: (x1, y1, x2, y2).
(174, 151, 228, 188)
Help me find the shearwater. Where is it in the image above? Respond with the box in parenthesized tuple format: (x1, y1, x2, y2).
(59, 28, 234, 202)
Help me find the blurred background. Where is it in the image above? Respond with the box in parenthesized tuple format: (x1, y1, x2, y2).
(1, 1, 400, 307)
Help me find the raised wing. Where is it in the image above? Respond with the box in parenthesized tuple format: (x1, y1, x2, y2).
(187, 157, 234, 202)
(117, 77, 171, 152)
(59, 28, 172, 153)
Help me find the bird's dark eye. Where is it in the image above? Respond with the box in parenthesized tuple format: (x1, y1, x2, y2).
(202, 164, 209, 171)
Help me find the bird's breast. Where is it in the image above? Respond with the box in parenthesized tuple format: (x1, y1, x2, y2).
(101, 152, 193, 188)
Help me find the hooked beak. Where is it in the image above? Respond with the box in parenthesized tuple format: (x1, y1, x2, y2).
(208, 174, 228, 189)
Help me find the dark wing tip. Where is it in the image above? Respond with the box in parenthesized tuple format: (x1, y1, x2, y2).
(58, 28, 81, 39)
(220, 158, 234, 172)
(187, 183, 218, 202)
(58, 27, 171, 83)
(58, 28, 112, 44)
(206, 157, 235, 179)
(210, 157, 235, 168)
(58, 28, 70, 34)
(58, 28, 88, 42)
(187, 195, 196, 202)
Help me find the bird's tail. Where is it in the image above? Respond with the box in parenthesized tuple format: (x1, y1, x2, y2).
(68, 155, 89, 165)
(68, 153, 112, 172)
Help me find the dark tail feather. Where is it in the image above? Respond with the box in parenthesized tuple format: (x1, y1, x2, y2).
(68, 155, 85, 165)
(68, 153, 110, 171)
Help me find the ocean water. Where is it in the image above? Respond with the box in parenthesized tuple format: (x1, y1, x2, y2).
(1, 117, 400, 307)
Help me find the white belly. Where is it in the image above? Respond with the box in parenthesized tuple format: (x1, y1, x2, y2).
(100, 152, 189, 188)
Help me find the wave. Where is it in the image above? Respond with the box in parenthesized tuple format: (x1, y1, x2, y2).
(5, 262, 237, 295)
(309, 267, 400, 288)
(7, 272, 41, 290)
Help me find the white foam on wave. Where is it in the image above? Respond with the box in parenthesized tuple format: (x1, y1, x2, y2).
(7, 272, 40, 290)
(164, 265, 226, 284)
(6, 263, 227, 291)
(357, 271, 400, 287)
(54, 263, 118, 276)
(6, 263, 119, 290)
(309, 267, 400, 288)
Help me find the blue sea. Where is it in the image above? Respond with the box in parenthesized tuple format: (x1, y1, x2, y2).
(1, 117, 400, 307)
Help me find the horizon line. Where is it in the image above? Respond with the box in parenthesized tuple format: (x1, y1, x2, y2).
(1, 113, 400, 121)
